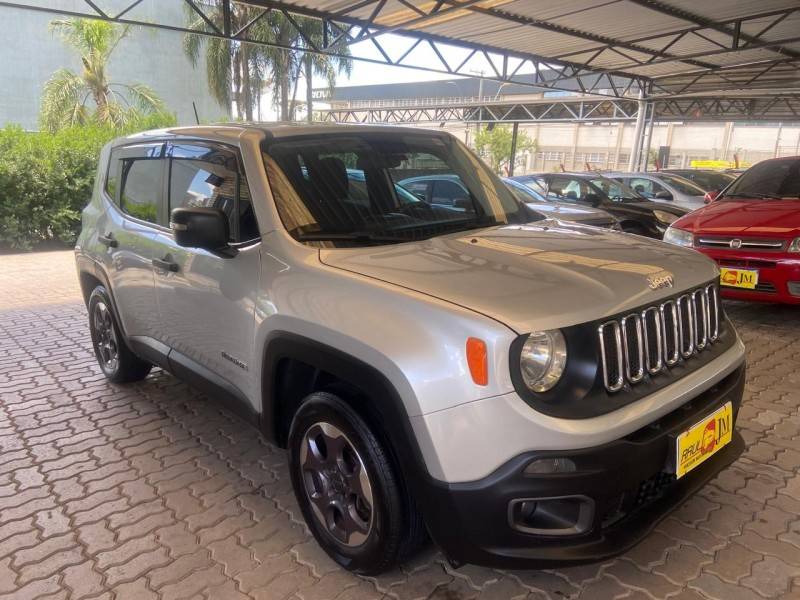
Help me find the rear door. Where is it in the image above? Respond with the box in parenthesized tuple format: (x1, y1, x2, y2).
(98, 143, 164, 340)
(150, 140, 261, 400)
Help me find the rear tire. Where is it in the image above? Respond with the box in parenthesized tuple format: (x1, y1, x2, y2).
(288, 391, 423, 574)
(88, 286, 151, 383)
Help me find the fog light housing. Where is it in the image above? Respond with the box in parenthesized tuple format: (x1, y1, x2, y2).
(508, 496, 594, 536)
(788, 281, 800, 297)
(523, 457, 576, 475)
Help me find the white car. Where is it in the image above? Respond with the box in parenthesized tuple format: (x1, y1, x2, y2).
(606, 172, 707, 210)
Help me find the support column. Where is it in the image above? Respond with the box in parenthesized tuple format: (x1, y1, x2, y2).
(774, 122, 783, 157)
(628, 88, 646, 171)
(721, 121, 734, 160)
(642, 101, 655, 171)
(508, 122, 519, 176)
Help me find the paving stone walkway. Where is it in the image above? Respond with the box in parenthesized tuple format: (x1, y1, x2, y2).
(1, 250, 799, 599)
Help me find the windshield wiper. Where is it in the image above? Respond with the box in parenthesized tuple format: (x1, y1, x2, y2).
(724, 192, 784, 200)
(295, 231, 409, 243)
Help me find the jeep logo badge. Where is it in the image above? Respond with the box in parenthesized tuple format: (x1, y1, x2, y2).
(729, 238, 742, 249)
(647, 271, 675, 290)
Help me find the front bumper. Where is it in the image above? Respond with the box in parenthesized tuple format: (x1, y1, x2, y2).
(698, 248, 800, 304)
(418, 363, 745, 569)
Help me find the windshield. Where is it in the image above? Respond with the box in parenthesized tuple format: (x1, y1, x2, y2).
(722, 158, 800, 199)
(504, 180, 545, 204)
(263, 133, 533, 246)
(588, 175, 644, 202)
(654, 173, 706, 196)
(670, 170, 734, 191)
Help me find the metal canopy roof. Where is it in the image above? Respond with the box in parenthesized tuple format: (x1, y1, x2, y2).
(3, 0, 799, 100)
(258, 0, 800, 97)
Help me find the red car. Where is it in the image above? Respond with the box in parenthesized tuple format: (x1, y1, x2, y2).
(663, 157, 800, 304)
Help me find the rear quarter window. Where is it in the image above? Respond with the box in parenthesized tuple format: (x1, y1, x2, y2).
(105, 149, 120, 204)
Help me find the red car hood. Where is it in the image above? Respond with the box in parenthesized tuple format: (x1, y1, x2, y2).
(675, 198, 800, 238)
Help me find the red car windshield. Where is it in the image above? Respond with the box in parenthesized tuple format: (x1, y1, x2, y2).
(723, 158, 800, 200)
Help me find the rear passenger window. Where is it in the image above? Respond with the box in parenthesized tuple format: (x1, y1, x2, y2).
(169, 145, 259, 243)
(120, 159, 162, 224)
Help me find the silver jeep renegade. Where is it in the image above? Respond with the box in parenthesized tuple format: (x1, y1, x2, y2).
(75, 124, 746, 574)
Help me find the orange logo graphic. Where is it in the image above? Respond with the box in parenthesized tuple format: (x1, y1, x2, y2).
(721, 270, 738, 286)
(701, 420, 717, 455)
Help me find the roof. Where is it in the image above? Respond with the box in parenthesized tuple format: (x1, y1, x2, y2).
(115, 122, 453, 146)
(269, 0, 800, 98)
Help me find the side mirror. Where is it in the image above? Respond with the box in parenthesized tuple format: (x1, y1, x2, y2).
(704, 190, 719, 204)
(582, 193, 602, 207)
(170, 207, 231, 252)
(654, 190, 673, 201)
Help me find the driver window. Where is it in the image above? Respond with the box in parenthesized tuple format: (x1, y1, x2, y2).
(548, 177, 587, 203)
(432, 179, 467, 206)
(629, 178, 655, 198)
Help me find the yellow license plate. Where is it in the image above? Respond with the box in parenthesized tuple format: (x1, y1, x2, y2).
(720, 267, 758, 289)
(675, 402, 733, 479)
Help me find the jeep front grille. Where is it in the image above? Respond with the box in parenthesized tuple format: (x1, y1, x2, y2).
(598, 284, 720, 392)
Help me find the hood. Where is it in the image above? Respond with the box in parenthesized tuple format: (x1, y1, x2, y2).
(320, 222, 718, 333)
(528, 202, 613, 224)
(676, 198, 800, 238)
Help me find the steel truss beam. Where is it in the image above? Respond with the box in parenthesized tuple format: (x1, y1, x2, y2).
(317, 95, 800, 124)
(0, 0, 646, 98)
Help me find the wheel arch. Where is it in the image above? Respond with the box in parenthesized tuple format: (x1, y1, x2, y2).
(260, 332, 432, 498)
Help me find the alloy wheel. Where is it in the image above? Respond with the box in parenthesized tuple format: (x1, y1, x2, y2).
(300, 422, 374, 547)
(92, 301, 119, 373)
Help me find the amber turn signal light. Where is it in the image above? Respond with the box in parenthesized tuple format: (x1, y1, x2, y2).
(466, 337, 488, 386)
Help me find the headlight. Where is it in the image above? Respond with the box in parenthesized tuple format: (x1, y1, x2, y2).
(520, 330, 567, 392)
(653, 210, 678, 225)
(789, 237, 800, 253)
(663, 226, 694, 248)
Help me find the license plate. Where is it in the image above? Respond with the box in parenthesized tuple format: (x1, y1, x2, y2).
(675, 402, 733, 479)
(719, 267, 758, 289)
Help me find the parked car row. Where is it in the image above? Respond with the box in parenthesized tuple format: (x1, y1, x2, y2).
(663, 157, 800, 305)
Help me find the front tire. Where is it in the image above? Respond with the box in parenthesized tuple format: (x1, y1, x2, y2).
(288, 392, 422, 574)
(88, 286, 151, 383)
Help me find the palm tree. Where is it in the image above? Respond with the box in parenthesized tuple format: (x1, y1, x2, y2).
(40, 18, 167, 132)
(183, 4, 351, 121)
(183, 4, 272, 121)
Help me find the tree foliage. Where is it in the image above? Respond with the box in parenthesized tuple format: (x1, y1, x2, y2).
(39, 18, 169, 132)
(0, 113, 176, 250)
(474, 125, 537, 173)
(183, 4, 352, 121)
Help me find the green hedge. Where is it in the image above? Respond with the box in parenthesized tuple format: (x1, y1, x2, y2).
(0, 114, 176, 250)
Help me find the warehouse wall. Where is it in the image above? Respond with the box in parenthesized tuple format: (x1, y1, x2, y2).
(432, 121, 800, 174)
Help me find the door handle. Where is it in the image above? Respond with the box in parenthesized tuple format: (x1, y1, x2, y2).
(98, 233, 118, 248)
(152, 257, 179, 272)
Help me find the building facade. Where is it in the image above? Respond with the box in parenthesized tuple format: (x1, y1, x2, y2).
(0, 2, 228, 130)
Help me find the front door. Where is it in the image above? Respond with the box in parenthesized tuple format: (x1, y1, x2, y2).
(150, 141, 261, 403)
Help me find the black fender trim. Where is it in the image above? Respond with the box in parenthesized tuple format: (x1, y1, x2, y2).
(260, 332, 438, 513)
